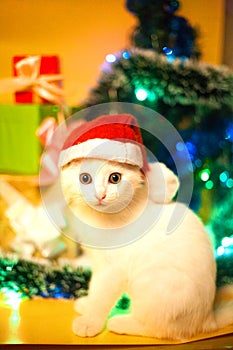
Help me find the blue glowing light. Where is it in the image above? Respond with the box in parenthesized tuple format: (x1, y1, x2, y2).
(122, 51, 130, 59)
(185, 141, 197, 155)
(176, 142, 185, 152)
(216, 246, 225, 256)
(163, 46, 173, 55)
(219, 171, 229, 183)
(225, 123, 233, 142)
(194, 159, 202, 168)
(226, 178, 233, 188)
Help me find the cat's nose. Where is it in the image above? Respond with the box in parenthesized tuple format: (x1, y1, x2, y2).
(96, 193, 106, 201)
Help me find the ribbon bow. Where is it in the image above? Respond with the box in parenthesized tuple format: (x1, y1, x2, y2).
(0, 55, 65, 105)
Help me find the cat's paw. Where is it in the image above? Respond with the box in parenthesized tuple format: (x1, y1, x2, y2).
(72, 316, 103, 337)
(107, 315, 146, 336)
(74, 296, 89, 314)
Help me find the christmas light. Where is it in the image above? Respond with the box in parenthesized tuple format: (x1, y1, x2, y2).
(226, 178, 233, 188)
(215, 234, 233, 261)
(162, 47, 175, 62)
(199, 169, 210, 182)
(222, 236, 233, 247)
(134, 85, 158, 102)
(176, 142, 185, 152)
(4, 290, 23, 309)
(6, 266, 13, 271)
(225, 123, 233, 142)
(219, 171, 229, 183)
(163, 47, 173, 55)
(216, 246, 225, 257)
(147, 91, 157, 102)
(122, 51, 130, 59)
(135, 88, 149, 101)
(205, 180, 214, 190)
(185, 141, 197, 156)
(105, 54, 117, 63)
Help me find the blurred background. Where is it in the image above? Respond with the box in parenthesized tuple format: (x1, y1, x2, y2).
(0, 0, 231, 105)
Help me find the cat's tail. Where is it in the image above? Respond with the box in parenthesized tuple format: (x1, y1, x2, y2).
(213, 284, 233, 330)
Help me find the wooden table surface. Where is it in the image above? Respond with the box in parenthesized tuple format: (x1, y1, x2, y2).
(0, 295, 233, 349)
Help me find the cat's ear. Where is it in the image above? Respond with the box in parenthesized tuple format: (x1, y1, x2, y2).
(147, 162, 179, 203)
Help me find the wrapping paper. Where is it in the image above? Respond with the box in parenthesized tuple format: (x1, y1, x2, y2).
(0, 104, 59, 174)
(13, 55, 62, 103)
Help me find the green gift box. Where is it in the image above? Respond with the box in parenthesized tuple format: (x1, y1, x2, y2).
(0, 104, 59, 175)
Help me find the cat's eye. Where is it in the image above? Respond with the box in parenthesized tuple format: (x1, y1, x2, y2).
(109, 172, 121, 184)
(79, 173, 92, 184)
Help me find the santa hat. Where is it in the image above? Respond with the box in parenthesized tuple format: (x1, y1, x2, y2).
(59, 114, 179, 203)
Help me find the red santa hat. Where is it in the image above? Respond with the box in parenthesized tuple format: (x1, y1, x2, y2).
(60, 114, 149, 171)
(59, 114, 179, 203)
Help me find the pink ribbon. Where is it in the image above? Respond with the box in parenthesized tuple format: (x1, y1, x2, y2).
(37, 118, 85, 186)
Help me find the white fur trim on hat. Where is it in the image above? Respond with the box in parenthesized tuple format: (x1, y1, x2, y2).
(59, 138, 143, 168)
(147, 162, 180, 203)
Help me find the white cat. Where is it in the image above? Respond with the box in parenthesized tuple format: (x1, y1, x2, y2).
(61, 158, 233, 340)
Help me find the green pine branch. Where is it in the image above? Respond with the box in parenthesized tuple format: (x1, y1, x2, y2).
(85, 49, 233, 116)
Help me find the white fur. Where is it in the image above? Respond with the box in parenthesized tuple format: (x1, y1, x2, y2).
(147, 162, 180, 203)
(60, 159, 233, 340)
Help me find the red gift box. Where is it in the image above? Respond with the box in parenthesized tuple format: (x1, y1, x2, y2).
(13, 55, 61, 103)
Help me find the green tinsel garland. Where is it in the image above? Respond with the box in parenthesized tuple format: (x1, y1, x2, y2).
(84, 49, 233, 117)
(0, 251, 232, 301)
(0, 256, 91, 299)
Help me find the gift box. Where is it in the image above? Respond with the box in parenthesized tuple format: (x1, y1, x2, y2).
(0, 104, 59, 174)
(13, 55, 61, 103)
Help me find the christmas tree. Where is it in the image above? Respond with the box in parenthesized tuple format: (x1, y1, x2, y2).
(209, 190, 233, 287)
(125, 0, 200, 59)
(82, 0, 233, 209)
(82, 0, 233, 283)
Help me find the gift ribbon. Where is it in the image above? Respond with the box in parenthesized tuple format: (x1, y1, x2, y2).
(0, 55, 71, 184)
(37, 118, 85, 185)
(0, 55, 65, 105)
(36, 117, 58, 147)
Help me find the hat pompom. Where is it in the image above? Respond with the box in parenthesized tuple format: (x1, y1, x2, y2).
(147, 162, 179, 203)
